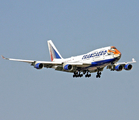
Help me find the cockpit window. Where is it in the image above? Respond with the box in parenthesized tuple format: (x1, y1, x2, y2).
(111, 46, 116, 49)
(111, 49, 115, 52)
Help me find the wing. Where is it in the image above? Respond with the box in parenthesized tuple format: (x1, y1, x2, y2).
(1, 55, 62, 68)
(1, 55, 92, 69)
(2, 55, 34, 63)
(115, 58, 136, 65)
(107, 58, 136, 71)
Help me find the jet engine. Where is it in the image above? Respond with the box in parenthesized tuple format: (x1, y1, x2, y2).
(63, 64, 73, 71)
(34, 63, 43, 69)
(124, 64, 132, 70)
(115, 65, 123, 71)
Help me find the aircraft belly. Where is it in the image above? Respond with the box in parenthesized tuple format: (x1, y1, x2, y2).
(55, 57, 119, 73)
(81, 57, 118, 71)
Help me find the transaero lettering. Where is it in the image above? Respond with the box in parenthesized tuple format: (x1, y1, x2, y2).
(82, 50, 107, 59)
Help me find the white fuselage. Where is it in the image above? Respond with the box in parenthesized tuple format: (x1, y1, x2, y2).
(53, 46, 121, 72)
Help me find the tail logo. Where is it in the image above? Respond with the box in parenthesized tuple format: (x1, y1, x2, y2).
(50, 45, 61, 61)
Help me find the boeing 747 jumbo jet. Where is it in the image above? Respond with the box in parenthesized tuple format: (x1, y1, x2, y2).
(2, 40, 136, 78)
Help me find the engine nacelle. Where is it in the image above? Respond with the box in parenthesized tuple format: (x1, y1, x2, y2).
(63, 64, 73, 71)
(124, 64, 132, 70)
(34, 63, 43, 69)
(115, 65, 123, 71)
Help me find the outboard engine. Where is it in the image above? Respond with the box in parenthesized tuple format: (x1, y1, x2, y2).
(124, 64, 132, 70)
(115, 65, 123, 71)
(34, 63, 43, 69)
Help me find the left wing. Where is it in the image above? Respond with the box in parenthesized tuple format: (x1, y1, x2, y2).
(1, 55, 91, 69)
(2, 55, 34, 63)
(1, 55, 63, 68)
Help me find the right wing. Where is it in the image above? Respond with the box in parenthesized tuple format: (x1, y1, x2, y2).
(115, 58, 136, 65)
(107, 58, 136, 71)
(2, 55, 94, 70)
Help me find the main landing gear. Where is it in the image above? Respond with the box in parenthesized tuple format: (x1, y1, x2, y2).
(73, 69, 102, 78)
(73, 71, 83, 78)
(73, 70, 91, 78)
(85, 71, 91, 78)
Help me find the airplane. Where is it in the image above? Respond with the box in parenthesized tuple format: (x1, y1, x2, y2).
(2, 40, 136, 78)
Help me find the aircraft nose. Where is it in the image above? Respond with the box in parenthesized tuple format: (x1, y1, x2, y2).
(119, 52, 121, 57)
(117, 49, 121, 57)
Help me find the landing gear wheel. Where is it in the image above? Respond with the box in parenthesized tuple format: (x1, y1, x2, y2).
(85, 75, 88, 78)
(96, 72, 101, 78)
(96, 75, 100, 78)
(88, 74, 91, 77)
(79, 74, 83, 77)
(85, 71, 91, 78)
(73, 71, 83, 78)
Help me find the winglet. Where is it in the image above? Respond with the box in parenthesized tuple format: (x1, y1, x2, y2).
(132, 58, 136, 63)
(1, 55, 9, 60)
(1, 55, 5, 59)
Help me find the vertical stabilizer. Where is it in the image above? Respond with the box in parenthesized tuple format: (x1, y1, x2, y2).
(47, 40, 63, 61)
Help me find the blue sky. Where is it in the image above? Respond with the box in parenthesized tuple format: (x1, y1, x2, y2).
(0, 0, 139, 120)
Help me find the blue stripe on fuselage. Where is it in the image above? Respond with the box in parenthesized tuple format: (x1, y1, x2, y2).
(91, 58, 117, 66)
(82, 57, 118, 70)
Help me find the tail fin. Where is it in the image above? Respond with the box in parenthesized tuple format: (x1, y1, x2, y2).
(47, 40, 63, 61)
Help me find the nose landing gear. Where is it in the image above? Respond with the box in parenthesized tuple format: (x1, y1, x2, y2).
(96, 71, 101, 78)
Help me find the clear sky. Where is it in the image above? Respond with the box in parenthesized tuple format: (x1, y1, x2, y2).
(0, 0, 139, 120)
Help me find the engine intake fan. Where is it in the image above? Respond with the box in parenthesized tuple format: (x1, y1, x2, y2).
(63, 64, 73, 71)
(34, 63, 43, 69)
(124, 64, 132, 70)
(115, 65, 123, 71)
